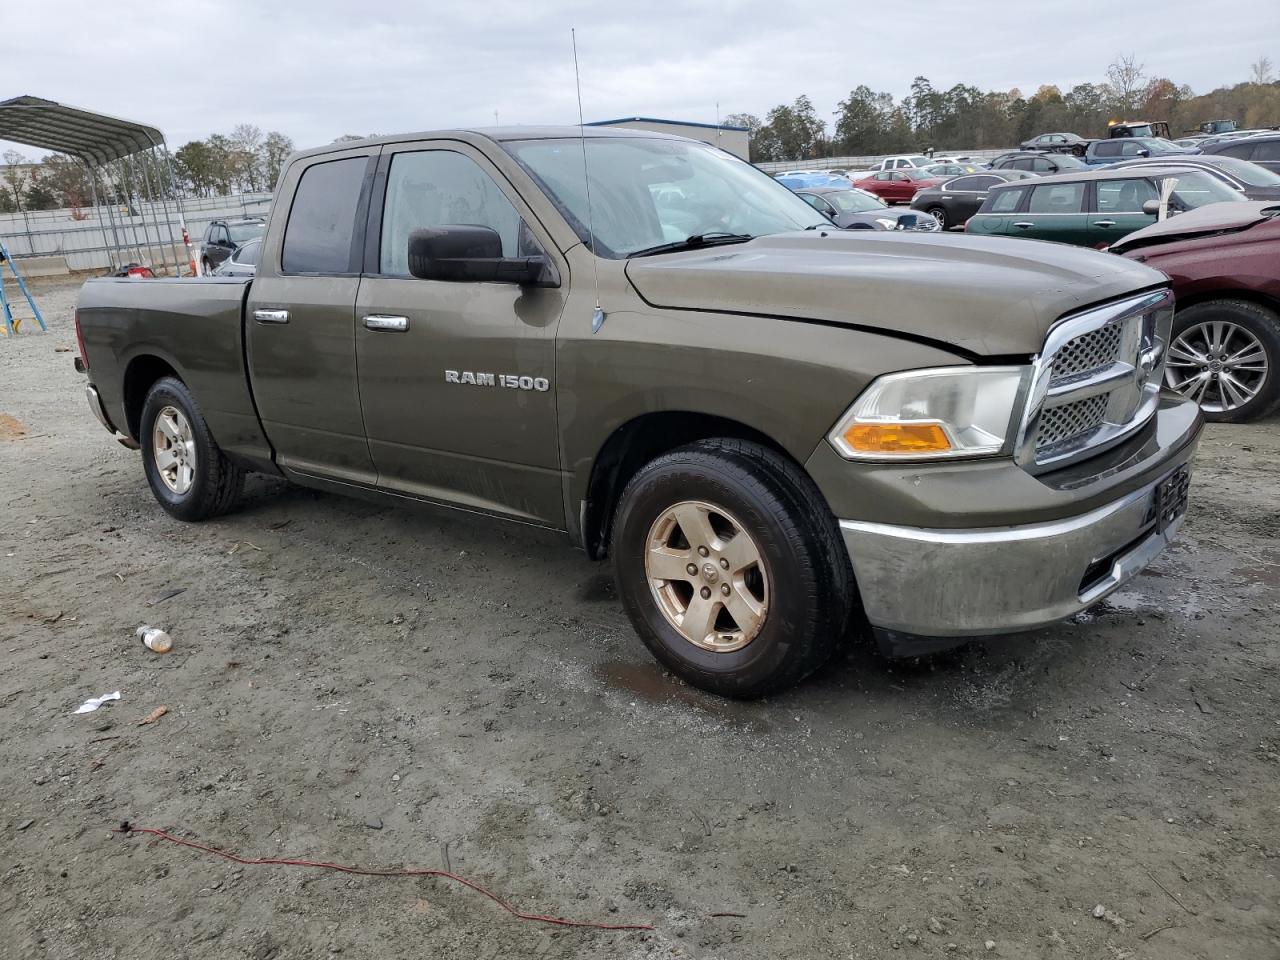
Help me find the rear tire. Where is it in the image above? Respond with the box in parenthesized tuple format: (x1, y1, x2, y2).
(611, 439, 855, 698)
(1165, 300, 1280, 423)
(140, 376, 244, 521)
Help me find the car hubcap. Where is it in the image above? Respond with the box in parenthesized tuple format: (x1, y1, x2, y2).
(152, 405, 196, 494)
(644, 500, 769, 653)
(929, 208, 946, 227)
(1165, 320, 1268, 412)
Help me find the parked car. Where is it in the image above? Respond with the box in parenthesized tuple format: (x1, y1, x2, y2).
(1084, 137, 1196, 166)
(1018, 132, 1091, 156)
(849, 169, 946, 203)
(72, 124, 1202, 697)
(990, 151, 1087, 175)
(775, 172, 851, 191)
(1195, 119, 1237, 136)
(868, 154, 934, 171)
(909, 170, 1039, 229)
(1103, 155, 1280, 201)
(919, 161, 983, 178)
(212, 237, 262, 277)
(1110, 201, 1280, 422)
(965, 166, 1244, 247)
(794, 186, 939, 231)
(200, 218, 266, 274)
(1199, 134, 1280, 174)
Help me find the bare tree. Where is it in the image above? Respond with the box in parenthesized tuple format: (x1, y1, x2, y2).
(1250, 55, 1274, 85)
(1106, 53, 1147, 114)
(2, 149, 30, 212)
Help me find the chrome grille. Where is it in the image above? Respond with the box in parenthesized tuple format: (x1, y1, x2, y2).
(1051, 322, 1124, 380)
(1020, 290, 1174, 471)
(1036, 394, 1108, 449)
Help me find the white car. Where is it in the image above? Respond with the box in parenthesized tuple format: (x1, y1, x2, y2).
(870, 155, 935, 171)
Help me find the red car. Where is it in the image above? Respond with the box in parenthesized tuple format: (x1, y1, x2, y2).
(1111, 201, 1280, 422)
(850, 169, 947, 204)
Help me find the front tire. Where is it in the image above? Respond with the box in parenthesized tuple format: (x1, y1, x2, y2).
(140, 376, 244, 521)
(1164, 300, 1280, 423)
(926, 206, 948, 229)
(611, 439, 854, 698)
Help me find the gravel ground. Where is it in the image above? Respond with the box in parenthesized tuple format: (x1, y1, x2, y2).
(1, 275, 1278, 960)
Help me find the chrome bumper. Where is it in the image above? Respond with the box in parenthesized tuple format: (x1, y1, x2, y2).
(840, 469, 1188, 645)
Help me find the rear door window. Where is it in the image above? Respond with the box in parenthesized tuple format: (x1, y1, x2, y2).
(281, 157, 368, 274)
(1028, 183, 1085, 213)
(1218, 141, 1255, 159)
(1252, 141, 1280, 162)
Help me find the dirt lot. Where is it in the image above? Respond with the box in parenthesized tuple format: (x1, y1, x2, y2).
(1, 274, 1278, 960)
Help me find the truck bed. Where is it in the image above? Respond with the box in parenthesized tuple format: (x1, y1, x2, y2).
(77, 277, 274, 468)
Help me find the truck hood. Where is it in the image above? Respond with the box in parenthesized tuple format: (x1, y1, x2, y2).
(625, 231, 1167, 356)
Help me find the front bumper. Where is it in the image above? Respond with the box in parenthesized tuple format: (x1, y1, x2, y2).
(837, 404, 1200, 656)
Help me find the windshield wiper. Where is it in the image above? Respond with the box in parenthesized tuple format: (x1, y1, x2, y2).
(627, 232, 754, 258)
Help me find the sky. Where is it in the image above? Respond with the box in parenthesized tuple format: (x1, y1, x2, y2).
(2, 0, 1277, 158)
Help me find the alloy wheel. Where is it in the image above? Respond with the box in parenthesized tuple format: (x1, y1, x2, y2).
(152, 405, 196, 494)
(1165, 320, 1269, 413)
(644, 500, 769, 653)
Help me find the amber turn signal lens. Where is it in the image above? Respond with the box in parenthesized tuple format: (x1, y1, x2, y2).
(842, 422, 953, 454)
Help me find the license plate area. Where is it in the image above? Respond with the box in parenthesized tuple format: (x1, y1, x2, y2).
(1153, 465, 1190, 533)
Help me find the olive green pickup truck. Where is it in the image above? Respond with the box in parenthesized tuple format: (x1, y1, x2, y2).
(75, 127, 1202, 697)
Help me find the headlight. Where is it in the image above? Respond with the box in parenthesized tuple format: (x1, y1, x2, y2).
(828, 366, 1029, 460)
(874, 217, 898, 230)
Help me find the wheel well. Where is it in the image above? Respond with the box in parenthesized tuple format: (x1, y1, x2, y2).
(122, 355, 180, 439)
(582, 412, 792, 560)
(1176, 289, 1280, 318)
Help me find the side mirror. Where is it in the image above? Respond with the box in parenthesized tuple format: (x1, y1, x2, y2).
(1137, 149, 1150, 158)
(407, 225, 555, 286)
(1141, 199, 1161, 216)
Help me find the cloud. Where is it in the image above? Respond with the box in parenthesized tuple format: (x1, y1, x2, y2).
(2, 0, 1276, 156)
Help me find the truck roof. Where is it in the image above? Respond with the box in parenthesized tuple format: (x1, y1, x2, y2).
(289, 125, 690, 163)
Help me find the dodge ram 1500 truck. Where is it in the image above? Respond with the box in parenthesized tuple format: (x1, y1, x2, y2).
(75, 126, 1203, 697)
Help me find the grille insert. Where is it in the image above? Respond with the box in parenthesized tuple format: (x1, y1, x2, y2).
(1036, 394, 1108, 451)
(1051, 322, 1124, 381)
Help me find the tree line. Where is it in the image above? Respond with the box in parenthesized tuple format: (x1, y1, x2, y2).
(0, 124, 296, 215)
(726, 54, 1279, 162)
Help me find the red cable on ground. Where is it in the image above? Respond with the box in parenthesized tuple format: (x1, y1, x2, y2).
(112, 823, 654, 932)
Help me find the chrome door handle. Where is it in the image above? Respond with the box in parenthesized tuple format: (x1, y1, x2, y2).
(1094, 219, 1117, 227)
(1013, 221, 1034, 228)
(253, 309, 290, 324)
(363, 314, 409, 332)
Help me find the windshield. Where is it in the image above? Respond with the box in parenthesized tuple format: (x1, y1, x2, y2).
(1207, 156, 1280, 187)
(825, 189, 885, 213)
(1145, 139, 1185, 155)
(228, 222, 265, 244)
(1162, 171, 1242, 208)
(505, 138, 826, 258)
(1054, 155, 1087, 169)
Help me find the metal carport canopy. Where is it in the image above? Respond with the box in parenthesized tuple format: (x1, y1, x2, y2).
(0, 95, 165, 166)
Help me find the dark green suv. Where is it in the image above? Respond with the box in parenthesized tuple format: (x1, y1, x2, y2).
(966, 166, 1244, 247)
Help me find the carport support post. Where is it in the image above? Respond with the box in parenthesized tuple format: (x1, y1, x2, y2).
(93, 167, 124, 273)
(145, 149, 182, 277)
(136, 150, 169, 275)
(160, 145, 195, 277)
(119, 157, 147, 267)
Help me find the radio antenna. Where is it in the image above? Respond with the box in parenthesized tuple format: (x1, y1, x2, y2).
(571, 28, 605, 334)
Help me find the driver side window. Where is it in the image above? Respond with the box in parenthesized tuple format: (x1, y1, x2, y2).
(379, 150, 526, 277)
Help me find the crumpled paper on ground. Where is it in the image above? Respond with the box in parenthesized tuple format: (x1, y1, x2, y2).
(74, 691, 121, 714)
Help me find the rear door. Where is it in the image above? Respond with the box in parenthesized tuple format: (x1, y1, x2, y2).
(1088, 177, 1158, 247)
(942, 174, 999, 222)
(353, 140, 568, 526)
(1009, 181, 1088, 243)
(1247, 139, 1280, 173)
(246, 147, 379, 484)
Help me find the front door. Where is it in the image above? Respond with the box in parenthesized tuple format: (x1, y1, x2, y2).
(354, 141, 568, 526)
(1088, 177, 1158, 247)
(246, 148, 379, 484)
